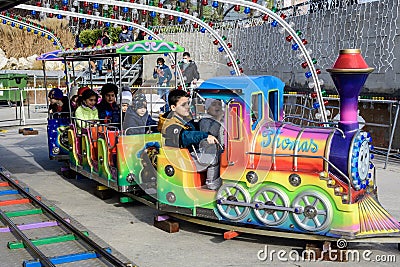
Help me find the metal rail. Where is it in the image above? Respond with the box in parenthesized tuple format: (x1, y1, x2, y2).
(0, 171, 129, 267)
(0, 210, 55, 266)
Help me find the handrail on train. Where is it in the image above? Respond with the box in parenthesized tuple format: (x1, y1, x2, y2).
(123, 124, 158, 135)
(244, 152, 376, 205)
(280, 120, 346, 139)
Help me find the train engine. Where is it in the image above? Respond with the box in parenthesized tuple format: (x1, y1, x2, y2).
(156, 49, 400, 239)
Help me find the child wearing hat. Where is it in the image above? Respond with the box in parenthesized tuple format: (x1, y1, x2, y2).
(48, 88, 69, 117)
(199, 98, 224, 144)
(123, 93, 157, 135)
(120, 89, 132, 122)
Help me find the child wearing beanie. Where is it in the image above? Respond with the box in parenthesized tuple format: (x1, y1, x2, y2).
(123, 93, 157, 135)
(48, 88, 69, 116)
(120, 90, 132, 122)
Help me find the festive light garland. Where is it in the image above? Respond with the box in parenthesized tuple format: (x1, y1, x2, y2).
(214, 0, 326, 122)
(0, 13, 63, 49)
(79, 0, 241, 76)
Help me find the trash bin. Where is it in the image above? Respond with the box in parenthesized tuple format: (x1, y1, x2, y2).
(0, 74, 28, 102)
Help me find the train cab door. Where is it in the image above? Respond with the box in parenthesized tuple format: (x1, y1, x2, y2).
(221, 100, 249, 174)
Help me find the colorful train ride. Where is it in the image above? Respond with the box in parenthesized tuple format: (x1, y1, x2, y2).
(40, 42, 400, 240)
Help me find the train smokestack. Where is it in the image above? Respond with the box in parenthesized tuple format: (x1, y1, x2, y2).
(327, 49, 374, 133)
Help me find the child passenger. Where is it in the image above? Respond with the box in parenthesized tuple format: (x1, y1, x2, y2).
(123, 94, 157, 135)
(97, 83, 120, 124)
(74, 89, 99, 130)
(161, 90, 221, 190)
(199, 98, 224, 145)
(48, 88, 69, 116)
(120, 89, 132, 122)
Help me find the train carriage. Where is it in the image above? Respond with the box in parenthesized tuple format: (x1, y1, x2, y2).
(36, 50, 71, 160)
(39, 42, 400, 241)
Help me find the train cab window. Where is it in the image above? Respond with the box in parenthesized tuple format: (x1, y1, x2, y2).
(268, 90, 279, 121)
(228, 102, 241, 140)
(251, 93, 263, 131)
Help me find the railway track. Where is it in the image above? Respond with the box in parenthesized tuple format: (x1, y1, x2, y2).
(0, 166, 135, 267)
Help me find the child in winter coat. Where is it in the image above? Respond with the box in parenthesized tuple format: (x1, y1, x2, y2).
(123, 94, 157, 135)
(161, 90, 221, 190)
(74, 89, 99, 130)
(199, 99, 224, 145)
(97, 83, 120, 125)
(48, 88, 69, 117)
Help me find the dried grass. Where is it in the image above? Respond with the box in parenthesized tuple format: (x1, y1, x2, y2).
(0, 18, 74, 59)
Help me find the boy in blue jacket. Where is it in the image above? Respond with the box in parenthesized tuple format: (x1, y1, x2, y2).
(161, 90, 221, 190)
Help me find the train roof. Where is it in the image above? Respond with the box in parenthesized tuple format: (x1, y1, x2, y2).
(36, 50, 62, 61)
(117, 40, 185, 54)
(198, 75, 285, 95)
(37, 40, 185, 62)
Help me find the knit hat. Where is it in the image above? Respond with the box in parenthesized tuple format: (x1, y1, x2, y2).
(122, 86, 131, 92)
(48, 88, 64, 100)
(121, 91, 132, 105)
(205, 98, 216, 110)
(78, 86, 90, 96)
(70, 85, 78, 98)
(132, 93, 147, 110)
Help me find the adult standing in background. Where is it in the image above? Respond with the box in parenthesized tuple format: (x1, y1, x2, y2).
(178, 52, 200, 87)
(119, 26, 134, 68)
(95, 29, 110, 76)
(118, 25, 134, 43)
(153, 57, 172, 96)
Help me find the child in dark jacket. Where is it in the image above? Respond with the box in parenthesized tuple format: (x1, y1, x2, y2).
(161, 90, 221, 190)
(97, 83, 120, 125)
(48, 88, 70, 118)
(123, 94, 157, 135)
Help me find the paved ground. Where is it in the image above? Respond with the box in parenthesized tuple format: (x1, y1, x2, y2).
(0, 110, 399, 266)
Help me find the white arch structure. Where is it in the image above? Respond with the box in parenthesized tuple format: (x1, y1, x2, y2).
(17, 1, 326, 121)
(217, 0, 326, 121)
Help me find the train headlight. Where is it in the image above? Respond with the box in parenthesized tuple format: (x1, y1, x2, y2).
(52, 147, 60, 155)
(126, 173, 136, 183)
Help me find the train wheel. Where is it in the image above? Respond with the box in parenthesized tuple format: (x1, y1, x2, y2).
(216, 183, 251, 221)
(252, 186, 289, 226)
(291, 190, 333, 232)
